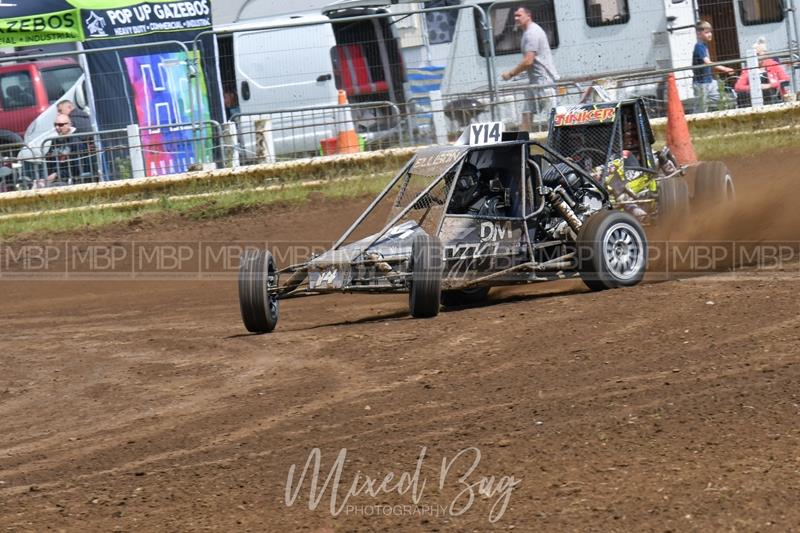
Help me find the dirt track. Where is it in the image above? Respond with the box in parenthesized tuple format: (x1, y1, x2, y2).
(2, 149, 800, 532)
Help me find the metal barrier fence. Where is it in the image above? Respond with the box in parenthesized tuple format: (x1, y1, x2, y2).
(231, 101, 402, 163)
(1, 120, 222, 191)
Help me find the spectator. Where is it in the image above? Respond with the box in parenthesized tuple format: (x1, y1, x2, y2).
(501, 6, 559, 117)
(692, 21, 734, 113)
(734, 37, 790, 104)
(56, 99, 92, 133)
(223, 86, 240, 119)
(43, 114, 89, 186)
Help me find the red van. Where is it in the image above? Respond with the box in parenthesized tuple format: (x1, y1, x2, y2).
(0, 58, 83, 146)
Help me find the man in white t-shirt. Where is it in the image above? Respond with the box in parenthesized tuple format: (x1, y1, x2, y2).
(501, 7, 559, 116)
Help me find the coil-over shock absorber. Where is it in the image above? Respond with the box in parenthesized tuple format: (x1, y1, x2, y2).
(546, 186, 583, 232)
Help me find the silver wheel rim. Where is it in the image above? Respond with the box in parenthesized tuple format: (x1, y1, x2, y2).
(603, 222, 645, 280)
(724, 174, 735, 202)
(264, 264, 279, 320)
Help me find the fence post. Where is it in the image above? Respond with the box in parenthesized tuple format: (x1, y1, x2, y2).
(222, 121, 240, 168)
(126, 124, 146, 179)
(520, 111, 532, 132)
(429, 90, 448, 145)
(255, 119, 276, 164)
(746, 49, 763, 108)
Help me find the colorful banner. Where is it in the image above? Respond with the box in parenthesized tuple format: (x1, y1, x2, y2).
(124, 51, 212, 177)
(82, 0, 211, 40)
(0, 0, 211, 46)
(0, 9, 84, 47)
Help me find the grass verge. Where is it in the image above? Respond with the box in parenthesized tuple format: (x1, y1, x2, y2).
(0, 172, 392, 239)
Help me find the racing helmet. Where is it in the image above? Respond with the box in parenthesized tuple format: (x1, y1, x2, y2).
(621, 113, 639, 151)
(451, 163, 484, 212)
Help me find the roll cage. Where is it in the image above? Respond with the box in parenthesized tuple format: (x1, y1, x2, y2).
(547, 98, 659, 181)
(340, 140, 604, 246)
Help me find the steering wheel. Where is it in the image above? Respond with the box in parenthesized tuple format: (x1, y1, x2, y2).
(570, 148, 607, 167)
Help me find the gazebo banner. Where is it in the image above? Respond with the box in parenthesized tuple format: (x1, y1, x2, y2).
(0, 0, 211, 47)
(0, 0, 83, 46)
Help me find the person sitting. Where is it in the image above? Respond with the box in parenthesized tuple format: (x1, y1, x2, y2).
(42, 114, 89, 187)
(469, 179, 508, 217)
(449, 163, 484, 214)
(564, 129, 595, 172)
(56, 100, 96, 178)
(57, 99, 92, 134)
(734, 38, 790, 105)
(620, 115, 642, 170)
(449, 163, 508, 217)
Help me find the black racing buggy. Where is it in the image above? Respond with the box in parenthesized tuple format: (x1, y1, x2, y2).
(238, 121, 651, 333)
(547, 98, 735, 228)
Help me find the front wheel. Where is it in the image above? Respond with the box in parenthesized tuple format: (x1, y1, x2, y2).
(577, 210, 648, 291)
(239, 250, 279, 333)
(408, 234, 443, 318)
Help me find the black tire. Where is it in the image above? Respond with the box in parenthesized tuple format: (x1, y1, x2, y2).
(441, 286, 490, 308)
(577, 210, 648, 291)
(408, 234, 443, 318)
(238, 250, 279, 333)
(657, 177, 690, 228)
(694, 161, 735, 208)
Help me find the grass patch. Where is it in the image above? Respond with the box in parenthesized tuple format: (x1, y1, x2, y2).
(0, 204, 165, 239)
(0, 172, 393, 239)
(0, 150, 414, 216)
(693, 129, 800, 160)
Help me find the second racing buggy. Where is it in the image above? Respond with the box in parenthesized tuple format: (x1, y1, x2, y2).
(239, 121, 651, 333)
(547, 99, 735, 228)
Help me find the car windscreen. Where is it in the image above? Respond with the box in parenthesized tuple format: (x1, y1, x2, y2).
(0, 71, 35, 111)
(550, 123, 618, 169)
(41, 67, 83, 105)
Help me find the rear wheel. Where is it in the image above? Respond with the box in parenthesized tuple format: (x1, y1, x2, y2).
(657, 177, 690, 230)
(577, 210, 648, 291)
(441, 286, 490, 308)
(408, 234, 443, 318)
(694, 161, 735, 208)
(239, 250, 279, 333)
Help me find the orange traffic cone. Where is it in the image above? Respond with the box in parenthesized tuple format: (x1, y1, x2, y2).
(665, 73, 697, 165)
(335, 90, 360, 154)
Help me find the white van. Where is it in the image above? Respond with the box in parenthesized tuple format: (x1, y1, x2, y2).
(221, 1, 406, 158)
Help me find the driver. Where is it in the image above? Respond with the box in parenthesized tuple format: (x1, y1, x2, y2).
(600, 116, 650, 218)
(450, 163, 507, 217)
(563, 127, 602, 172)
(450, 163, 485, 214)
(468, 168, 508, 217)
(564, 129, 594, 171)
(621, 116, 641, 169)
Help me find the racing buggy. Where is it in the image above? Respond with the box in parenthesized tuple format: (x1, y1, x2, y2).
(547, 98, 735, 228)
(239, 121, 650, 333)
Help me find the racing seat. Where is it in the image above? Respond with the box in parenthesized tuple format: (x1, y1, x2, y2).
(335, 43, 389, 97)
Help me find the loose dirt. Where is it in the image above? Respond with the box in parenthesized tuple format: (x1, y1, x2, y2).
(1, 148, 799, 532)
